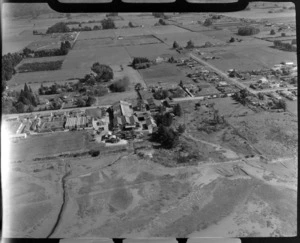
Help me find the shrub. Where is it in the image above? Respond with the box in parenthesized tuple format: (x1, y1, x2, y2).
(153, 13, 165, 18)
(158, 19, 167, 25)
(109, 76, 130, 92)
(91, 63, 114, 82)
(89, 149, 100, 157)
(229, 37, 235, 42)
(101, 18, 115, 29)
(46, 22, 70, 34)
(173, 41, 180, 49)
(203, 18, 213, 26)
(237, 26, 260, 36)
(281, 32, 286, 37)
(270, 29, 276, 35)
(186, 40, 195, 49)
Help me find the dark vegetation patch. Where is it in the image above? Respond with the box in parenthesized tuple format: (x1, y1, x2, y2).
(18, 60, 63, 73)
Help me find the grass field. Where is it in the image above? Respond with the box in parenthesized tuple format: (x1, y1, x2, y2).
(64, 46, 132, 67)
(9, 131, 99, 162)
(9, 69, 86, 88)
(73, 35, 161, 50)
(77, 29, 115, 40)
(204, 42, 297, 71)
(125, 43, 176, 59)
(157, 32, 223, 47)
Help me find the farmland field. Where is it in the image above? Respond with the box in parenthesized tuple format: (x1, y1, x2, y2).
(156, 32, 223, 47)
(77, 29, 116, 40)
(203, 43, 297, 72)
(73, 35, 161, 50)
(63, 46, 132, 67)
(139, 63, 190, 87)
(125, 43, 176, 59)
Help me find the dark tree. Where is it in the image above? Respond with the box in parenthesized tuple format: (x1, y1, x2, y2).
(152, 125, 179, 149)
(86, 96, 96, 106)
(173, 41, 180, 49)
(101, 18, 116, 29)
(186, 40, 195, 49)
(109, 77, 130, 92)
(46, 22, 70, 34)
(237, 26, 260, 36)
(91, 63, 114, 82)
(270, 29, 276, 35)
(75, 98, 86, 107)
(173, 104, 182, 117)
(203, 18, 213, 26)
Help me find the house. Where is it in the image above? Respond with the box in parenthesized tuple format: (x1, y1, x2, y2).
(111, 100, 133, 117)
(113, 114, 139, 130)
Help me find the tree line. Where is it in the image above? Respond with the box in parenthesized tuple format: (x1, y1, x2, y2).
(46, 19, 115, 34)
(18, 60, 63, 73)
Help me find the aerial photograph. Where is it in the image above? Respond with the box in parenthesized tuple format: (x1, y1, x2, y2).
(1, 1, 297, 239)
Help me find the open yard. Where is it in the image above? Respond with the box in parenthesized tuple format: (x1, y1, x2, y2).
(139, 63, 189, 87)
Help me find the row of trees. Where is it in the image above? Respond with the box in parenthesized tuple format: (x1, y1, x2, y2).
(237, 26, 260, 36)
(18, 60, 63, 73)
(75, 96, 97, 108)
(22, 41, 72, 58)
(2, 52, 23, 82)
(132, 57, 151, 69)
(46, 19, 115, 34)
(273, 40, 297, 51)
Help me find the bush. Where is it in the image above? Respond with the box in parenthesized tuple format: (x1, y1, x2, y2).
(101, 18, 115, 29)
(186, 40, 195, 49)
(93, 85, 108, 97)
(270, 29, 276, 35)
(109, 76, 130, 92)
(203, 18, 213, 26)
(91, 63, 114, 82)
(18, 60, 63, 73)
(237, 26, 260, 36)
(89, 149, 100, 157)
(153, 13, 165, 18)
(229, 37, 235, 43)
(281, 32, 286, 37)
(158, 19, 167, 25)
(46, 22, 70, 34)
(153, 89, 170, 100)
(173, 41, 180, 49)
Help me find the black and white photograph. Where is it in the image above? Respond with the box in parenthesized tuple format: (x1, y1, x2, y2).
(1, 0, 298, 240)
